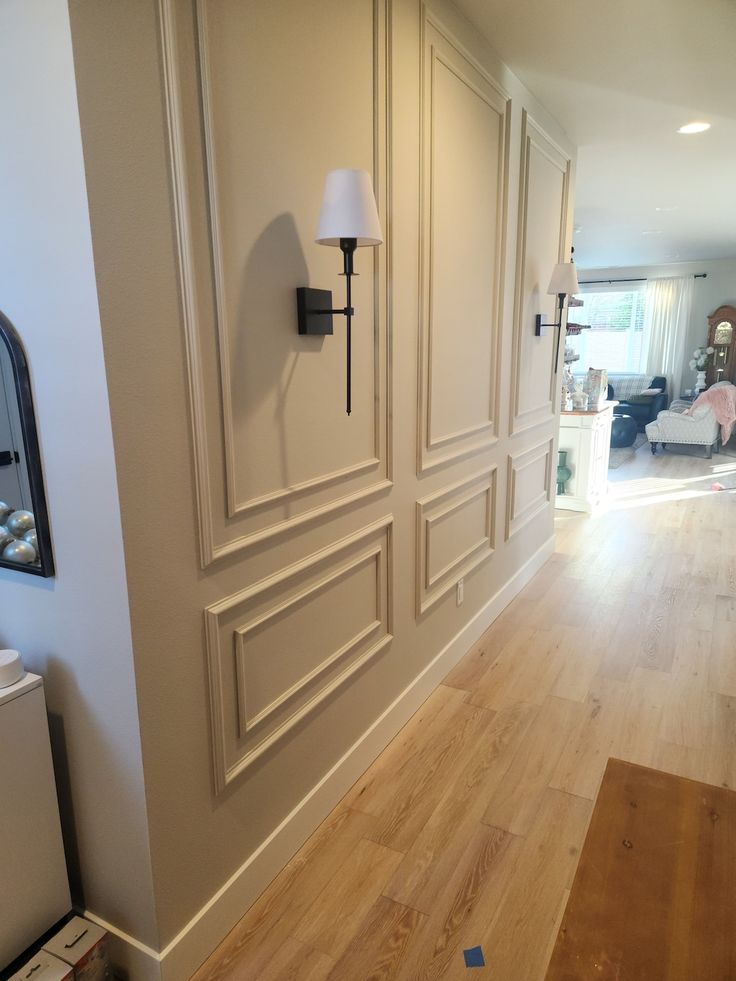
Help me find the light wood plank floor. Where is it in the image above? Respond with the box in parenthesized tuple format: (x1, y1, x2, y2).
(193, 446, 736, 980)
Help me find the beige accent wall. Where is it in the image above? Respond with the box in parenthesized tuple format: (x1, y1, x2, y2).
(69, 0, 575, 976)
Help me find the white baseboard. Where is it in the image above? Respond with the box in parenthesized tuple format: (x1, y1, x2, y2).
(95, 536, 554, 981)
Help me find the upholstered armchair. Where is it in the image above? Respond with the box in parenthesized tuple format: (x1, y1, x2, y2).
(645, 399, 720, 457)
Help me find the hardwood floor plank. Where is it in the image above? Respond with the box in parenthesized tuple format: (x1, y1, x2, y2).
(442, 596, 534, 692)
(637, 586, 678, 673)
(481, 788, 592, 981)
(550, 625, 602, 703)
(256, 938, 334, 981)
(360, 700, 496, 853)
(341, 685, 471, 817)
(714, 592, 736, 622)
(595, 592, 652, 683)
(654, 740, 707, 783)
(549, 678, 627, 800)
(472, 626, 569, 712)
(611, 667, 666, 769)
(659, 628, 711, 748)
(383, 701, 536, 912)
(703, 693, 736, 791)
(708, 619, 736, 696)
(395, 824, 523, 979)
(191, 808, 378, 981)
(481, 695, 584, 835)
(326, 896, 424, 981)
(292, 838, 405, 960)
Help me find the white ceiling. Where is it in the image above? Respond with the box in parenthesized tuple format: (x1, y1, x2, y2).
(453, 0, 736, 268)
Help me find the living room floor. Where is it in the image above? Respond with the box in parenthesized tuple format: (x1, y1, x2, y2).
(193, 445, 736, 981)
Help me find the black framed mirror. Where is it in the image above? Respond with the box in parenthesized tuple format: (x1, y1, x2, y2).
(0, 310, 54, 577)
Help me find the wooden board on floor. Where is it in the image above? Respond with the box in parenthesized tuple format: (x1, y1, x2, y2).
(545, 758, 736, 981)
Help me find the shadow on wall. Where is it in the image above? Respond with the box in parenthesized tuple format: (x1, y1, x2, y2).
(231, 212, 326, 500)
(47, 709, 84, 908)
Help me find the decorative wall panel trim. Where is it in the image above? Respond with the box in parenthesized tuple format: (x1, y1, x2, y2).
(509, 110, 572, 437)
(505, 438, 553, 540)
(415, 467, 497, 615)
(206, 517, 393, 793)
(235, 549, 383, 735)
(417, 9, 510, 473)
(158, 0, 393, 565)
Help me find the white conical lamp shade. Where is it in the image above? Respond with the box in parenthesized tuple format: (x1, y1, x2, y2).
(547, 262, 579, 296)
(315, 169, 383, 247)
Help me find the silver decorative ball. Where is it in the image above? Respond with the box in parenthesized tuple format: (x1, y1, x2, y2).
(6, 510, 35, 537)
(3, 539, 37, 564)
(23, 529, 38, 552)
(0, 526, 14, 551)
(0, 502, 12, 523)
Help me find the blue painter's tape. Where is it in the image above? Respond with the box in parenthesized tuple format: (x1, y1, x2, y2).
(463, 946, 485, 968)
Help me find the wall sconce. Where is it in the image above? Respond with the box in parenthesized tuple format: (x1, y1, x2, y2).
(535, 261, 579, 373)
(296, 169, 383, 415)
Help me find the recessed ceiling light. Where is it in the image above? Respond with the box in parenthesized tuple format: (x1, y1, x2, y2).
(641, 229, 664, 236)
(655, 205, 679, 212)
(677, 121, 711, 134)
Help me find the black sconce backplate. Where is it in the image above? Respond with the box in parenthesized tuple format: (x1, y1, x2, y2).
(297, 288, 334, 335)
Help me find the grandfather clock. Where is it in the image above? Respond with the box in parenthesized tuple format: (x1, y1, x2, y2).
(706, 305, 736, 386)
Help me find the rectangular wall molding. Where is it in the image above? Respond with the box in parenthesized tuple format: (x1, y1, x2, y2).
(509, 110, 572, 437)
(205, 517, 393, 793)
(417, 9, 510, 473)
(159, 0, 393, 564)
(415, 467, 497, 615)
(505, 438, 554, 540)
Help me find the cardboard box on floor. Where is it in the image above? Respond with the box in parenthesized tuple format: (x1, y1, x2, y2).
(10, 951, 74, 981)
(42, 917, 109, 980)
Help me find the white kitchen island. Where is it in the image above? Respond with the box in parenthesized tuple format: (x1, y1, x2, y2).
(556, 402, 616, 513)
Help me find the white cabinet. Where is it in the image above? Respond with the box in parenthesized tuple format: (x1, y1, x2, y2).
(0, 674, 70, 967)
(556, 403, 614, 513)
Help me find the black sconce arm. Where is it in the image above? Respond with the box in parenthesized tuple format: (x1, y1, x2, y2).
(535, 292, 567, 373)
(296, 237, 358, 414)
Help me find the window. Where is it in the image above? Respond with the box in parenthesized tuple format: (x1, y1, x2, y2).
(567, 285, 647, 373)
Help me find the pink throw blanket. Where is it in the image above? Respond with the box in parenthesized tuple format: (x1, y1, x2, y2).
(688, 384, 736, 442)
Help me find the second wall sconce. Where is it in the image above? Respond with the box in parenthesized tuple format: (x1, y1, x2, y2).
(296, 169, 383, 415)
(535, 261, 579, 373)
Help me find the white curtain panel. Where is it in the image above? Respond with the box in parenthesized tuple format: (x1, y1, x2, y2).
(643, 275, 694, 399)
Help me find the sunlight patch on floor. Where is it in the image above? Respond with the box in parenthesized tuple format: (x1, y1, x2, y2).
(606, 463, 736, 511)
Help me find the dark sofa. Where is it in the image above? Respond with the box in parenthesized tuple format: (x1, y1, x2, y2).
(607, 374, 668, 431)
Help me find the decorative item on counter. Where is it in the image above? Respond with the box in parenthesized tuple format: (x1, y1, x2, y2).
(0, 649, 24, 688)
(557, 450, 572, 494)
(572, 384, 589, 410)
(0, 508, 39, 565)
(0, 500, 12, 523)
(583, 367, 608, 410)
(689, 346, 714, 391)
(562, 364, 576, 410)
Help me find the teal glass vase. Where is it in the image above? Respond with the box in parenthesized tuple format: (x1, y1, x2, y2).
(556, 449, 572, 495)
